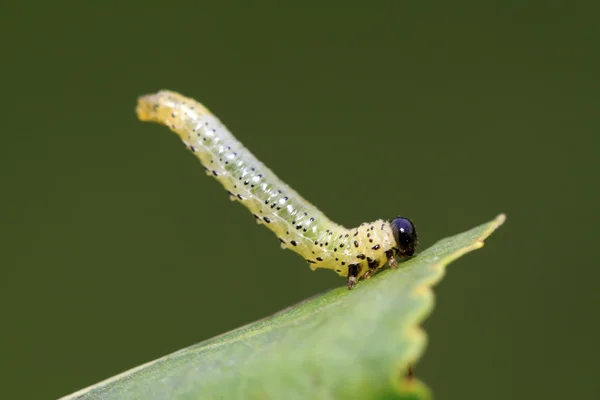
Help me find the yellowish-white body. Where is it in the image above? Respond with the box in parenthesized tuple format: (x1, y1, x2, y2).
(136, 90, 400, 286)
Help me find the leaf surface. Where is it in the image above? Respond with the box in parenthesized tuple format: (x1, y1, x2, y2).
(63, 215, 505, 400)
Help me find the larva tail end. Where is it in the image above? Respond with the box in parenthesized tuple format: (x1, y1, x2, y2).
(136, 90, 212, 124)
(136, 92, 165, 123)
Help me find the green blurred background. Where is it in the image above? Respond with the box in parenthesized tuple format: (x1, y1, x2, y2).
(1, 2, 598, 399)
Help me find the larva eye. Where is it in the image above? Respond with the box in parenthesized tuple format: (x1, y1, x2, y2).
(390, 217, 418, 257)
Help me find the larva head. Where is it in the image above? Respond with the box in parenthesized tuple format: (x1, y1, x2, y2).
(390, 217, 418, 257)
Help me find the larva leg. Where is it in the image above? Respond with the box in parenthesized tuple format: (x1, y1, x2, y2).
(386, 249, 399, 269)
(363, 270, 375, 279)
(363, 257, 380, 279)
(347, 264, 360, 290)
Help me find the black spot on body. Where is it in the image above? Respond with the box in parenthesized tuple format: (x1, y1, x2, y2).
(354, 241, 359, 248)
(291, 240, 297, 246)
(263, 217, 271, 223)
(316, 257, 323, 262)
(356, 254, 366, 260)
(372, 244, 381, 250)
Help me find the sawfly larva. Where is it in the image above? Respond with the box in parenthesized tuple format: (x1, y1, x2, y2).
(136, 90, 418, 289)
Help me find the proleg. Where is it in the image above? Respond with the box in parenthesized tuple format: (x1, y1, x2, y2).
(136, 90, 418, 289)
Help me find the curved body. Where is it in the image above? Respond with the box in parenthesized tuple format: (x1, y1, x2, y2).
(136, 90, 412, 288)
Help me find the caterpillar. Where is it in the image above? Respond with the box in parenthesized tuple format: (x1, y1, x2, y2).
(136, 90, 418, 289)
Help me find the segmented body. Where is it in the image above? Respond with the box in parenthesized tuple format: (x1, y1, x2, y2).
(136, 90, 400, 285)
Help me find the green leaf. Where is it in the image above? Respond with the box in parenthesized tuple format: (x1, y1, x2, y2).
(62, 215, 505, 400)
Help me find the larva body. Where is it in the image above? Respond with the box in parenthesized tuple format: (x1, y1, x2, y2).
(136, 90, 418, 289)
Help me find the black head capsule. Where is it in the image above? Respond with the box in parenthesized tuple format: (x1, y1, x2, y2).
(390, 216, 418, 257)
